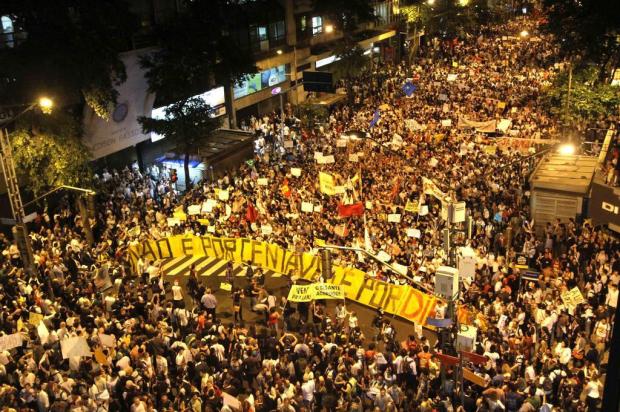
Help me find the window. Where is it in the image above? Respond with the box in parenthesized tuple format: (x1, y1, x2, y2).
(374, 2, 390, 25)
(249, 25, 270, 52)
(269, 21, 285, 44)
(1, 15, 14, 48)
(312, 16, 323, 35)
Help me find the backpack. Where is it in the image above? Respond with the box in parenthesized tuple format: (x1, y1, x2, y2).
(402, 356, 413, 375)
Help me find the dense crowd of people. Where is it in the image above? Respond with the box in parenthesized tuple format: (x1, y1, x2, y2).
(0, 13, 618, 412)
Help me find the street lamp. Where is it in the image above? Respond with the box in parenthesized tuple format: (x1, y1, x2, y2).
(427, 0, 436, 5)
(458, 0, 470, 6)
(325, 24, 334, 34)
(519, 30, 529, 38)
(38, 97, 54, 114)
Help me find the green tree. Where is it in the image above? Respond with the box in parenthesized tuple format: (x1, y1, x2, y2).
(138, 97, 221, 190)
(542, 0, 620, 78)
(139, 0, 257, 118)
(543, 65, 620, 125)
(11, 112, 92, 197)
(0, 1, 138, 119)
(332, 41, 370, 103)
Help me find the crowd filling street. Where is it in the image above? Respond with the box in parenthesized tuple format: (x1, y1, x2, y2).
(0, 15, 618, 412)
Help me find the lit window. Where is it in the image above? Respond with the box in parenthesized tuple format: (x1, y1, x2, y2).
(312, 16, 323, 35)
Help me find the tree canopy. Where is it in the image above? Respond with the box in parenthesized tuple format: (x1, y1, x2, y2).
(140, 0, 258, 104)
(542, 0, 620, 75)
(0, 0, 138, 119)
(313, 0, 376, 32)
(11, 111, 92, 196)
(138, 97, 221, 189)
(543, 65, 620, 125)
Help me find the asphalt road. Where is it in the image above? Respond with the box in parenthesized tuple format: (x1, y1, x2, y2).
(152, 262, 436, 348)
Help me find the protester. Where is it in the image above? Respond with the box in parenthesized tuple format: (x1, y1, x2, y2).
(0, 12, 617, 412)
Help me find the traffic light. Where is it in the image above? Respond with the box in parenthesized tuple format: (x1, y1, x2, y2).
(320, 249, 332, 280)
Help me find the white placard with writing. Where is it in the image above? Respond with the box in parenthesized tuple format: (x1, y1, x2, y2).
(188, 205, 201, 215)
(301, 202, 314, 213)
(0, 333, 23, 351)
(291, 168, 302, 177)
(61, 337, 92, 359)
(257, 178, 269, 186)
(387, 214, 401, 223)
(218, 190, 229, 201)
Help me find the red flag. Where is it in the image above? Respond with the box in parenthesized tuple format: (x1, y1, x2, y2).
(436, 352, 460, 367)
(460, 350, 488, 366)
(245, 203, 258, 223)
(337, 202, 364, 217)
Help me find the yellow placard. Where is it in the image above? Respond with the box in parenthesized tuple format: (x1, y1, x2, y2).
(29, 313, 44, 327)
(319, 172, 336, 195)
(405, 201, 419, 213)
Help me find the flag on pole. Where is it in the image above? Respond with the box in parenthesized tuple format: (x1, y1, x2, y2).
(337, 202, 364, 218)
(402, 81, 417, 97)
(369, 109, 380, 129)
(364, 215, 373, 252)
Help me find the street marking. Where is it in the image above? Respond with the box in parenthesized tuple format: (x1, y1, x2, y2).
(157, 256, 288, 279)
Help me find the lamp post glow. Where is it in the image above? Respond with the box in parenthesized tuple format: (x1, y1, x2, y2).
(38, 97, 54, 113)
(558, 143, 576, 156)
(325, 24, 334, 34)
(520, 30, 529, 38)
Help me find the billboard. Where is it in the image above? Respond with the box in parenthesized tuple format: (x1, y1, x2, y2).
(234, 65, 287, 99)
(82, 49, 156, 159)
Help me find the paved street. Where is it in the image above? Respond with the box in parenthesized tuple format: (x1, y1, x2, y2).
(153, 255, 436, 346)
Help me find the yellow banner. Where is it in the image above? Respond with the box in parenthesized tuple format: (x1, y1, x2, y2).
(319, 172, 336, 195)
(287, 285, 315, 302)
(128, 235, 436, 325)
(287, 283, 346, 302)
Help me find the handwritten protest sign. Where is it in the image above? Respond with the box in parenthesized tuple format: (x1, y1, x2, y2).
(257, 178, 269, 186)
(29, 312, 44, 327)
(291, 168, 302, 177)
(218, 190, 230, 201)
(98, 333, 116, 348)
(287, 283, 345, 302)
(287, 285, 314, 302)
(188, 205, 201, 215)
(561, 287, 585, 309)
(0, 333, 23, 351)
(220, 282, 233, 292)
(301, 202, 314, 213)
(388, 214, 402, 223)
(61, 337, 92, 359)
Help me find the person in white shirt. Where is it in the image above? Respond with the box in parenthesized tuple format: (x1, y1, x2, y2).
(605, 283, 618, 310)
(301, 376, 315, 408)
(172, 280, 184, 307)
